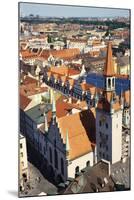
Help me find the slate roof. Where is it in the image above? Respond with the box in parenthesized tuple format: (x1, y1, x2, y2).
(26, 103, 52, 124)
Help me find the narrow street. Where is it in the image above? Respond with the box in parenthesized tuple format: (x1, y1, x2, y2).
(19, 162, 58, 197)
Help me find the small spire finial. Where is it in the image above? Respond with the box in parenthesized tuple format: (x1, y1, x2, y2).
(95, 88, 99, 108)
(120, 88, 124, 110)
(110, 93, 114, 114)
(66, 130, 70, 152)
(52, 90, 56, 124)
(44, 112, 48, 132)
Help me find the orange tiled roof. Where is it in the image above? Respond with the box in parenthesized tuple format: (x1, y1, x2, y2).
(60, 75, 67, 83)
(88, 51, 100, 57)
(20, 94, 32, 110)
(20, 84, 48, 97)
(57, 109, 96, 160)
(104, 42, 115, 76)
(50, 66, 80, 76)
(80, 83, 96, 95)
(69, 38, 87, 43)
(68, 78, 75, 87)
(22, 76, 38, 85)
(40, 48, 80, 60)
(56, 100, 74, 118)
(20, 50, 38, 59)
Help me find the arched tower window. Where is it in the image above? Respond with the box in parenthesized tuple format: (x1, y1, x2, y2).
(86, 161, 90, 167)
(61, 158, 64, 175)
(75, 166, 79, 174)
(108, 78, 111, 88)
(54, 149, 58, 169)
(112, 78, 115, 87)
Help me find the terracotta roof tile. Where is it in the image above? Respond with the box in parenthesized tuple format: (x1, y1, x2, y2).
(23, 76, 38, 85)
(104, 42, 115, 76)
(50, 66, 80, 76)
(21, 50, 38, 59)
(57, 109, 96, 160)
(20, 94, 32, 110)
(40, 48, 80, 60)
(80, 83, 96, 95)
(20, 84, 48, 97)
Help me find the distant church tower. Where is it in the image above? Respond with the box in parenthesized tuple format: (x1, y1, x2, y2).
(96, 42, 123, 164)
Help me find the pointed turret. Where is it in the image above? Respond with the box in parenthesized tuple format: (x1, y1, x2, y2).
(52, 90, 56, 124)
(120, 89, 124, 110)
(66, 130, 70, 152)
(65, 130, 70, 162)
(44, 112, 48, 133)
(104, 42, 115, 77)
(94, 88, 99, 108)
(110, 94, 114, 114)
(103, 42, 115, 92)
(80, 64, 86, 77)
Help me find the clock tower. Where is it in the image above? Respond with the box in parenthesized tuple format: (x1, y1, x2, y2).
(96, 42, 123, 164)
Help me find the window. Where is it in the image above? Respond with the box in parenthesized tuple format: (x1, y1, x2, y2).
(20, 152, 23, 157)
(99, 152, 102, 157)
(99, 131, 102, 137)
(75, 166, 79, 174)
(20, 143, 22, 149)
(103, 153, 105, 158)
(108, 79, 111, 88)
(49, 147, 52, 164)
(21, 161, 24, 167)
(106, 146, 108, 151)
(100, 143, 102, 148)
(61, 158, 64, 175)
(112, 78, 114, 87)
(106, 155, 109, 160)
(106, 123, 108, 129)
(54, 149, 58, 169)
(99, 121, 102, 127)
(86, 161, 90, 167)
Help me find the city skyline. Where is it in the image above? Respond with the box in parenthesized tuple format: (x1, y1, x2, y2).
(20, 3, 130, 18)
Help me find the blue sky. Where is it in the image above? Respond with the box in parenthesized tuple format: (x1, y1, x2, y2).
(20, 2, 130, 18)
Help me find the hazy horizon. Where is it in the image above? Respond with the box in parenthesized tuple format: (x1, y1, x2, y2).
(19, 3, 130, 18)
